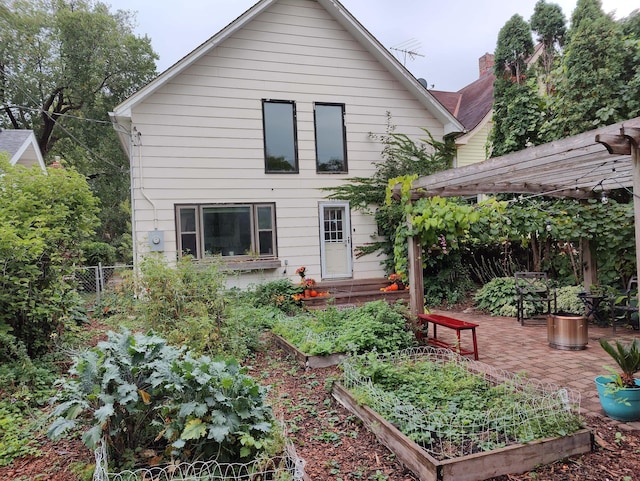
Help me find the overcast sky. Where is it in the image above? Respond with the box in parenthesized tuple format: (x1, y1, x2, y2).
(107, 0, 637, 92)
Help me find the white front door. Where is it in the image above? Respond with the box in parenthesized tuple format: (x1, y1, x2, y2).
(319, 202, 352, 279)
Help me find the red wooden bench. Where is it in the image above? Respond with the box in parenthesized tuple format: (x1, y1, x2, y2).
(417, 313, 479, 360)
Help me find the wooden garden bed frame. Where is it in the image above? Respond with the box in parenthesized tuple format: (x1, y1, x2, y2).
(332, 382, 592, 481)
(270, 332, 345, 368)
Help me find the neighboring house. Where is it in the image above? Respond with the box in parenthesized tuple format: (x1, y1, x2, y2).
(0, 129, 46, 171)
(429, 53, 495, 168)
(110, 0, 462, 287)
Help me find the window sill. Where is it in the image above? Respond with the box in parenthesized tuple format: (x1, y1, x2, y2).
(223, 258, 282, 271)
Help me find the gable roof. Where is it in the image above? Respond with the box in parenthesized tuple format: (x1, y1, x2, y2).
(110, 0, 463, 147)
(0, 129, 46, 171)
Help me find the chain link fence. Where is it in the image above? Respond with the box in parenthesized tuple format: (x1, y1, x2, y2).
(75, 264, 133, 302)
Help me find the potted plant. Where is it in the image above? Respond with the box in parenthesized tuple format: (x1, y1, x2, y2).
(595, 338, 640, 421)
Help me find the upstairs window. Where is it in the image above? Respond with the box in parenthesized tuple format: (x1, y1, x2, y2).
(176, 203, 276, 259)
(262, 100, 298, 173)
(314, 103, 347, 173)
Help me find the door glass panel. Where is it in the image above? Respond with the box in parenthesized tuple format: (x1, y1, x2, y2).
(324, 207, 344, 242)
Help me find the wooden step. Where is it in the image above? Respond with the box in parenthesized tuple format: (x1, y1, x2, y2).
(300, 277, 409, 309)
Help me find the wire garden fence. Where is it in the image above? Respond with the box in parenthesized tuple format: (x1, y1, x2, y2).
(340, 346, 583, 460)
(75, 264, 133, 302)
(93, 440, 306, 481)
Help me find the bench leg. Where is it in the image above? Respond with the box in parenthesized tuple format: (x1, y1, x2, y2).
(471, 328, 479, 360)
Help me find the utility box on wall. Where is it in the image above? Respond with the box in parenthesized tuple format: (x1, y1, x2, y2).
(148, 230, 164, 252)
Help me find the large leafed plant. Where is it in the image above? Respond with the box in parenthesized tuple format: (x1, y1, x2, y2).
(48, 329, 277, 469)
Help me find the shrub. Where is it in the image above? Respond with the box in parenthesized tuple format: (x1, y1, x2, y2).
(555, 285, 585, 315)
(0, 160, 99, 357)
(49, 329, 278, 469)
(81, 241, 117, 267)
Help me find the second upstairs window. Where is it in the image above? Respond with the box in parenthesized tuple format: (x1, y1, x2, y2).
(314, 103, 347, 173)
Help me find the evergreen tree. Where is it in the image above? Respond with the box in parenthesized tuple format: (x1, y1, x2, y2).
(530, 0, 567, 95)
(490, 14, 540, 156)
(544, 0, 625, 138)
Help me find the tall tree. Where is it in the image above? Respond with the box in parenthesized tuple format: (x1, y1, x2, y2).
(490, 14, 540, 157)
(0, 0, 157, 155)
(0, 0, 158, 257)
(545, 0, 625, 138)
(618, 10, 640, 120)
(530, 0, 567, 94)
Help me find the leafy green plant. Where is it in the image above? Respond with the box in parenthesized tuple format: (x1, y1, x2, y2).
(0, 358, 58, 466)
(272, 301, 415, 355)
(474, 277, 521, 317)
(599, 338, 640, 388)
(0, 160, 99, 358)
(49, 329, 278, 469)
(243, 279, 304, 315)
(554, 285, 585, 315)
(346, 352, 582, 457)
(0, 405, 40, 466)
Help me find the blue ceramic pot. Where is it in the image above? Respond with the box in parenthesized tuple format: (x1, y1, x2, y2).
(595, 375, 640, 422)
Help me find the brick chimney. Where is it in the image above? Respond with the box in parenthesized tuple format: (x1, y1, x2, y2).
(479, 53, 494, 77)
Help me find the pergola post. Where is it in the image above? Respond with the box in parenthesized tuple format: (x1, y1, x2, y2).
(407, 229, 424, 318)
(581, 238, 597, 290)
(630, 133, 640, 285)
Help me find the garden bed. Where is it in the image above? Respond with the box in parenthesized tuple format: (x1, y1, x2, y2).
(332, 347, 592, 481)
(271, 332, 345, 368)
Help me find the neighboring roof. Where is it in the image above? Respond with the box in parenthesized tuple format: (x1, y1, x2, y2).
(431, 71, 495, 132)
(110, 0, 463, 150)
(406, 117, 640, 200)
(0, 129, 46, 171)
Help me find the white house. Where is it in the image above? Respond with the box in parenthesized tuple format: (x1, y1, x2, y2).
(110, 0, 463, 287)
(0, 129, 46, 171)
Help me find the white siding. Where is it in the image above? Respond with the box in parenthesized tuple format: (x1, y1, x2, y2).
(128, 0, 445, 287)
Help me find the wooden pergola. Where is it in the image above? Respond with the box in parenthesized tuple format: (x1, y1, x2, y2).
(403, 117, 640, 317)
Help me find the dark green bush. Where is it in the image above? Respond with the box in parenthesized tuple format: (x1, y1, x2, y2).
(81, 241, 117, 266)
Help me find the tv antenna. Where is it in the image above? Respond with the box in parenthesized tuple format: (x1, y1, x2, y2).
(390, 38, 425, 66)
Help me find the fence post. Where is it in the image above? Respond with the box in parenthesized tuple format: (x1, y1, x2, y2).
(97, 263, 103, 303)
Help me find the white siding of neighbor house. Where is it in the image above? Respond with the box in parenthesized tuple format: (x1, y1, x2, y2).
(127, 0, 445, 287)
